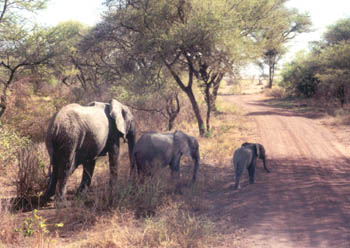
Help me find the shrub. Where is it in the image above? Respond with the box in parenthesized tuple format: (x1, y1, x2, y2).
(0, 122, 31, 168)
(264, 87, 286, 98)
(14, 143, 49, 204)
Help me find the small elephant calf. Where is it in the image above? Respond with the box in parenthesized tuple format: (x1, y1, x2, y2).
(233, 142, 270, 190)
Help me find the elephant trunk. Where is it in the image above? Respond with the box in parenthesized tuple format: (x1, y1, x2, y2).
(263, 157, 270, 173)
(127, 121, 136, 173)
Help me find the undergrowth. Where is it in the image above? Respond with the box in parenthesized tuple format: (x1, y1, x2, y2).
(0, 88, 254, 247)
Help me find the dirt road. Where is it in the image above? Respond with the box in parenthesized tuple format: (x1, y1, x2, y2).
(203, 94, 350, 248)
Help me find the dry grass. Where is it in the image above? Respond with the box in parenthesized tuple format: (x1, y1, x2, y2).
(264, 86, 286, 98)
(0, 84, 256, 247)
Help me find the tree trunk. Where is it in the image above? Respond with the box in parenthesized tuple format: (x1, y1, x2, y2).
(268, 62, 275, 89)
(211, 73, 224, 112)
(204, 83, 211, 133)
(165, 62, 205, 136)
(0, 86, 8, 119)
(185, 87, 205, 136)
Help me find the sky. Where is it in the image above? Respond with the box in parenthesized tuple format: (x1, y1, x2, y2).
(36, 0, 104, 27)
(285, 0, 350, 59)
(35, 0, 350, 73)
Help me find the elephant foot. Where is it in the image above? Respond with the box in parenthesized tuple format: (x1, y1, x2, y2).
(174, 183, 183, 195)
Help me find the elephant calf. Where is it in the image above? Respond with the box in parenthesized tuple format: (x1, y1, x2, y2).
(233, 142, 269, 190)
(131, 130, 200, 183)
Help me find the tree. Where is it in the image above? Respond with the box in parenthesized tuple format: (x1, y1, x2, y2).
(280, 17, 350, 107)
(280, 51, 319, 97)
(316, 18, 350, 107)
(259, 7, 311, 88)
(0, 0, 49, 118)
(82, 0, 287, 136)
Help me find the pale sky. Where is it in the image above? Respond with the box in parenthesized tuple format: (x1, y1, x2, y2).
(36, 0, 104, 27)
(285, 0, 350, 59)
(36, 0, 350, 67)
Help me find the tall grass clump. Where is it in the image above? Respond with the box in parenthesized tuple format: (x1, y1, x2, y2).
(14, 143, 49, 208)
(332, 108, 350, 125)
(142, 204, 213, 248)
(264, 86, 286, 98)
(72, 164, 171, 218)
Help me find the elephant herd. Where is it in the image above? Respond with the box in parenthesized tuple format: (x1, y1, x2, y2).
(43, 99, 270, 202)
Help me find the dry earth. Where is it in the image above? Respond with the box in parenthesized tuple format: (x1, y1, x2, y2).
(201, 94, 350, 248)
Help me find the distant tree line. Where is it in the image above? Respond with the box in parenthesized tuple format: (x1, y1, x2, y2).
(280, 18, 350, 108)
(0, 0, 311, 136)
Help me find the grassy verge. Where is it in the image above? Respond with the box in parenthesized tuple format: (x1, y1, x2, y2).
(0, 90, 255, 247)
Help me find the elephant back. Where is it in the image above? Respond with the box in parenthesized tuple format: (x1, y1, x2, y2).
(233, 147, 254, 166)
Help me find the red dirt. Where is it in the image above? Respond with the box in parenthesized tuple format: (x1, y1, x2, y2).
(201, 94, 350, 248)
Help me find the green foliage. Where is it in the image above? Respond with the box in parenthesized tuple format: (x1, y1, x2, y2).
(0, 122, 31, 167)
(15, 209, 63, 247)
(257, 5, 312, 88)
(280, 52, 319, 97)
(82, 0, 299, 135)
(280, 17, 350, 106)
(324, 18, 350, 44)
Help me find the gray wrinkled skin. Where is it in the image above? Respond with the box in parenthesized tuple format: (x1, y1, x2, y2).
(131, 130, 200, 183)
(44, 99, 136, 201)
(241, 142, 270, 173)
(233, 143, 269, 190)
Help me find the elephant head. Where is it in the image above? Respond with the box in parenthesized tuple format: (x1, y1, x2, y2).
(132, 130, 200, 185)
(241, 142, 270, 173)
(109, 99, 136, 163)
(174, 130, 200, 182)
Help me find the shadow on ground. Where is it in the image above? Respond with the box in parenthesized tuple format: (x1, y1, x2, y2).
(244, 97, 326, 119)
(196, 157, 350, 247)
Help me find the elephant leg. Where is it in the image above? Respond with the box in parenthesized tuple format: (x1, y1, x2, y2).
(248, 161, 256, 184)
(108, 140, 120, 188)
(234, 162, 245, 190)
(77, 160, 96, 194)
(170, 156, 182, 194)
(170, 155, 181, 181)
(56, 166, 70, 201)
(43, 165, 58, 200)
(56, 153, 76, 200)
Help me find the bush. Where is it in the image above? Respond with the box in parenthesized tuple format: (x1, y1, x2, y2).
(0, 122, 31, 168)
(14, 143, 49, 201)
(280, 52, 319, 98)
(264, 87, 286, 98)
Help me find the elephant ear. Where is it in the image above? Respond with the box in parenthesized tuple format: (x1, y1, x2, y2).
(255, 144, 260, 158)
(109, 99, 131, 139)
(174, 130, 191, 156)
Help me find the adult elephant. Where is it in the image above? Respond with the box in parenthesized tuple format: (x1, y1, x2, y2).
(131, 130, 200, 183)
(233, 142, 269, 190)
(43, 99, 136, 201)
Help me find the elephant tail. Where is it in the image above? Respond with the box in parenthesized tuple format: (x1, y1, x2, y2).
(129, 151, 137, 179)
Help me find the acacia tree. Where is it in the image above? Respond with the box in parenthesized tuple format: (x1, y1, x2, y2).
(82, 0, 289, 136)
(258, 7, 311, 88)
(0, 0, 49, 118)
